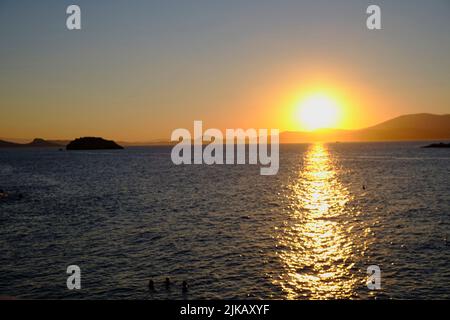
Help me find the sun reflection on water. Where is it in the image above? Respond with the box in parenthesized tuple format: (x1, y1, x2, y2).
(275, 143, 359, 299)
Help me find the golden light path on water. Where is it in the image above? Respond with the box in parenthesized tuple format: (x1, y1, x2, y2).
(275, 143, 360, 299)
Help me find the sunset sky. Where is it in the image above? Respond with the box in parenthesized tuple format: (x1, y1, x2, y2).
(1, 0, 449, 141)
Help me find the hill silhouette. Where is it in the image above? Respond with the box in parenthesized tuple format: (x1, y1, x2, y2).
(0, 138, 63, 148)
(280, 113, 450, 143)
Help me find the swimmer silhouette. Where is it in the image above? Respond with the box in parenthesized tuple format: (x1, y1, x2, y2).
(148, 279, 154, 291)
(165, 277, 171, 289)
(182, 281, 188, 293)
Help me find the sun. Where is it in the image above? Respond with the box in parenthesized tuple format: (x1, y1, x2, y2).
(295, 93, 341, 131)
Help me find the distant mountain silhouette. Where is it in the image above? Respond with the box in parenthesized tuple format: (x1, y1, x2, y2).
(280, 113, 450, 143)
(66, 137, 124, 150)
(0, 138, 63, 148)
(0, 140, 20, 148)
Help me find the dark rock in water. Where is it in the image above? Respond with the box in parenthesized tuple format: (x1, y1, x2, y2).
(66, 137, 124, 150)
(422, 143, 450, 148)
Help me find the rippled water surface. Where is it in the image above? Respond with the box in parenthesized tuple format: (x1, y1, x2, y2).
(0, 142, 449, 299)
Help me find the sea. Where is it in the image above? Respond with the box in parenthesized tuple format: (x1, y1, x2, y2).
(0, 141, 449, 299)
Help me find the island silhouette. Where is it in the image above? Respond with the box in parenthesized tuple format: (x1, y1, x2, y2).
(66, 137, 124, 150)
(422, 143, 450, 148)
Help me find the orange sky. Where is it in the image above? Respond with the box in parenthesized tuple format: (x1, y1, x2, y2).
(1, 1, 449, 141)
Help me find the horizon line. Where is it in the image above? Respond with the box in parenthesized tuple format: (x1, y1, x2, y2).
(1, 112, 449, 143)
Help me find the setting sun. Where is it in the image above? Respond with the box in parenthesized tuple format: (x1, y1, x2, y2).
(296, 93, 341, 131)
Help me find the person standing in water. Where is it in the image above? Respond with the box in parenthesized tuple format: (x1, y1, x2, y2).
(165, 277, 171, 290)
(148, 279, 155, 291)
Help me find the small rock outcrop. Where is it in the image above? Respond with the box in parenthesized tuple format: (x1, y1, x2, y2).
(66, 137, 124, 150)
(422, 143, 450, 148)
